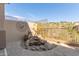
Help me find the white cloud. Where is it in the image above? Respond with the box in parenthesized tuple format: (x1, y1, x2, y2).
(13, 15, 27, 21)
(5, 12, 44, 22)
(5, 12, 26, 21)
(13, 15, 25, 19)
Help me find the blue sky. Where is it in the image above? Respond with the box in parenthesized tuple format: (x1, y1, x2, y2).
(5, 3, 79, 22)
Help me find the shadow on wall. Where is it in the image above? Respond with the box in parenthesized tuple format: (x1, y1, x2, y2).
(4, 20, 32, 42)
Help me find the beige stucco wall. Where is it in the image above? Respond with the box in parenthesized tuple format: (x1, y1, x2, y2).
(4, 20, 31, 42)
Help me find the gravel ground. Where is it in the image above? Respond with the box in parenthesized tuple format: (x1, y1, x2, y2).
(4, 39, 79, 56)
(0, 39, 79, 56)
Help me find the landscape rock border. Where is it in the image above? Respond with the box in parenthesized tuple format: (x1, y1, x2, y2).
(22, 32, 57, 51)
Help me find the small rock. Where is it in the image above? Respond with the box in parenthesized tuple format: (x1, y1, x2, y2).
(39, 45, 46, 51)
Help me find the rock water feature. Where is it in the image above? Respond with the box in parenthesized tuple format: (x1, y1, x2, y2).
(22, 32, 57, 51)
